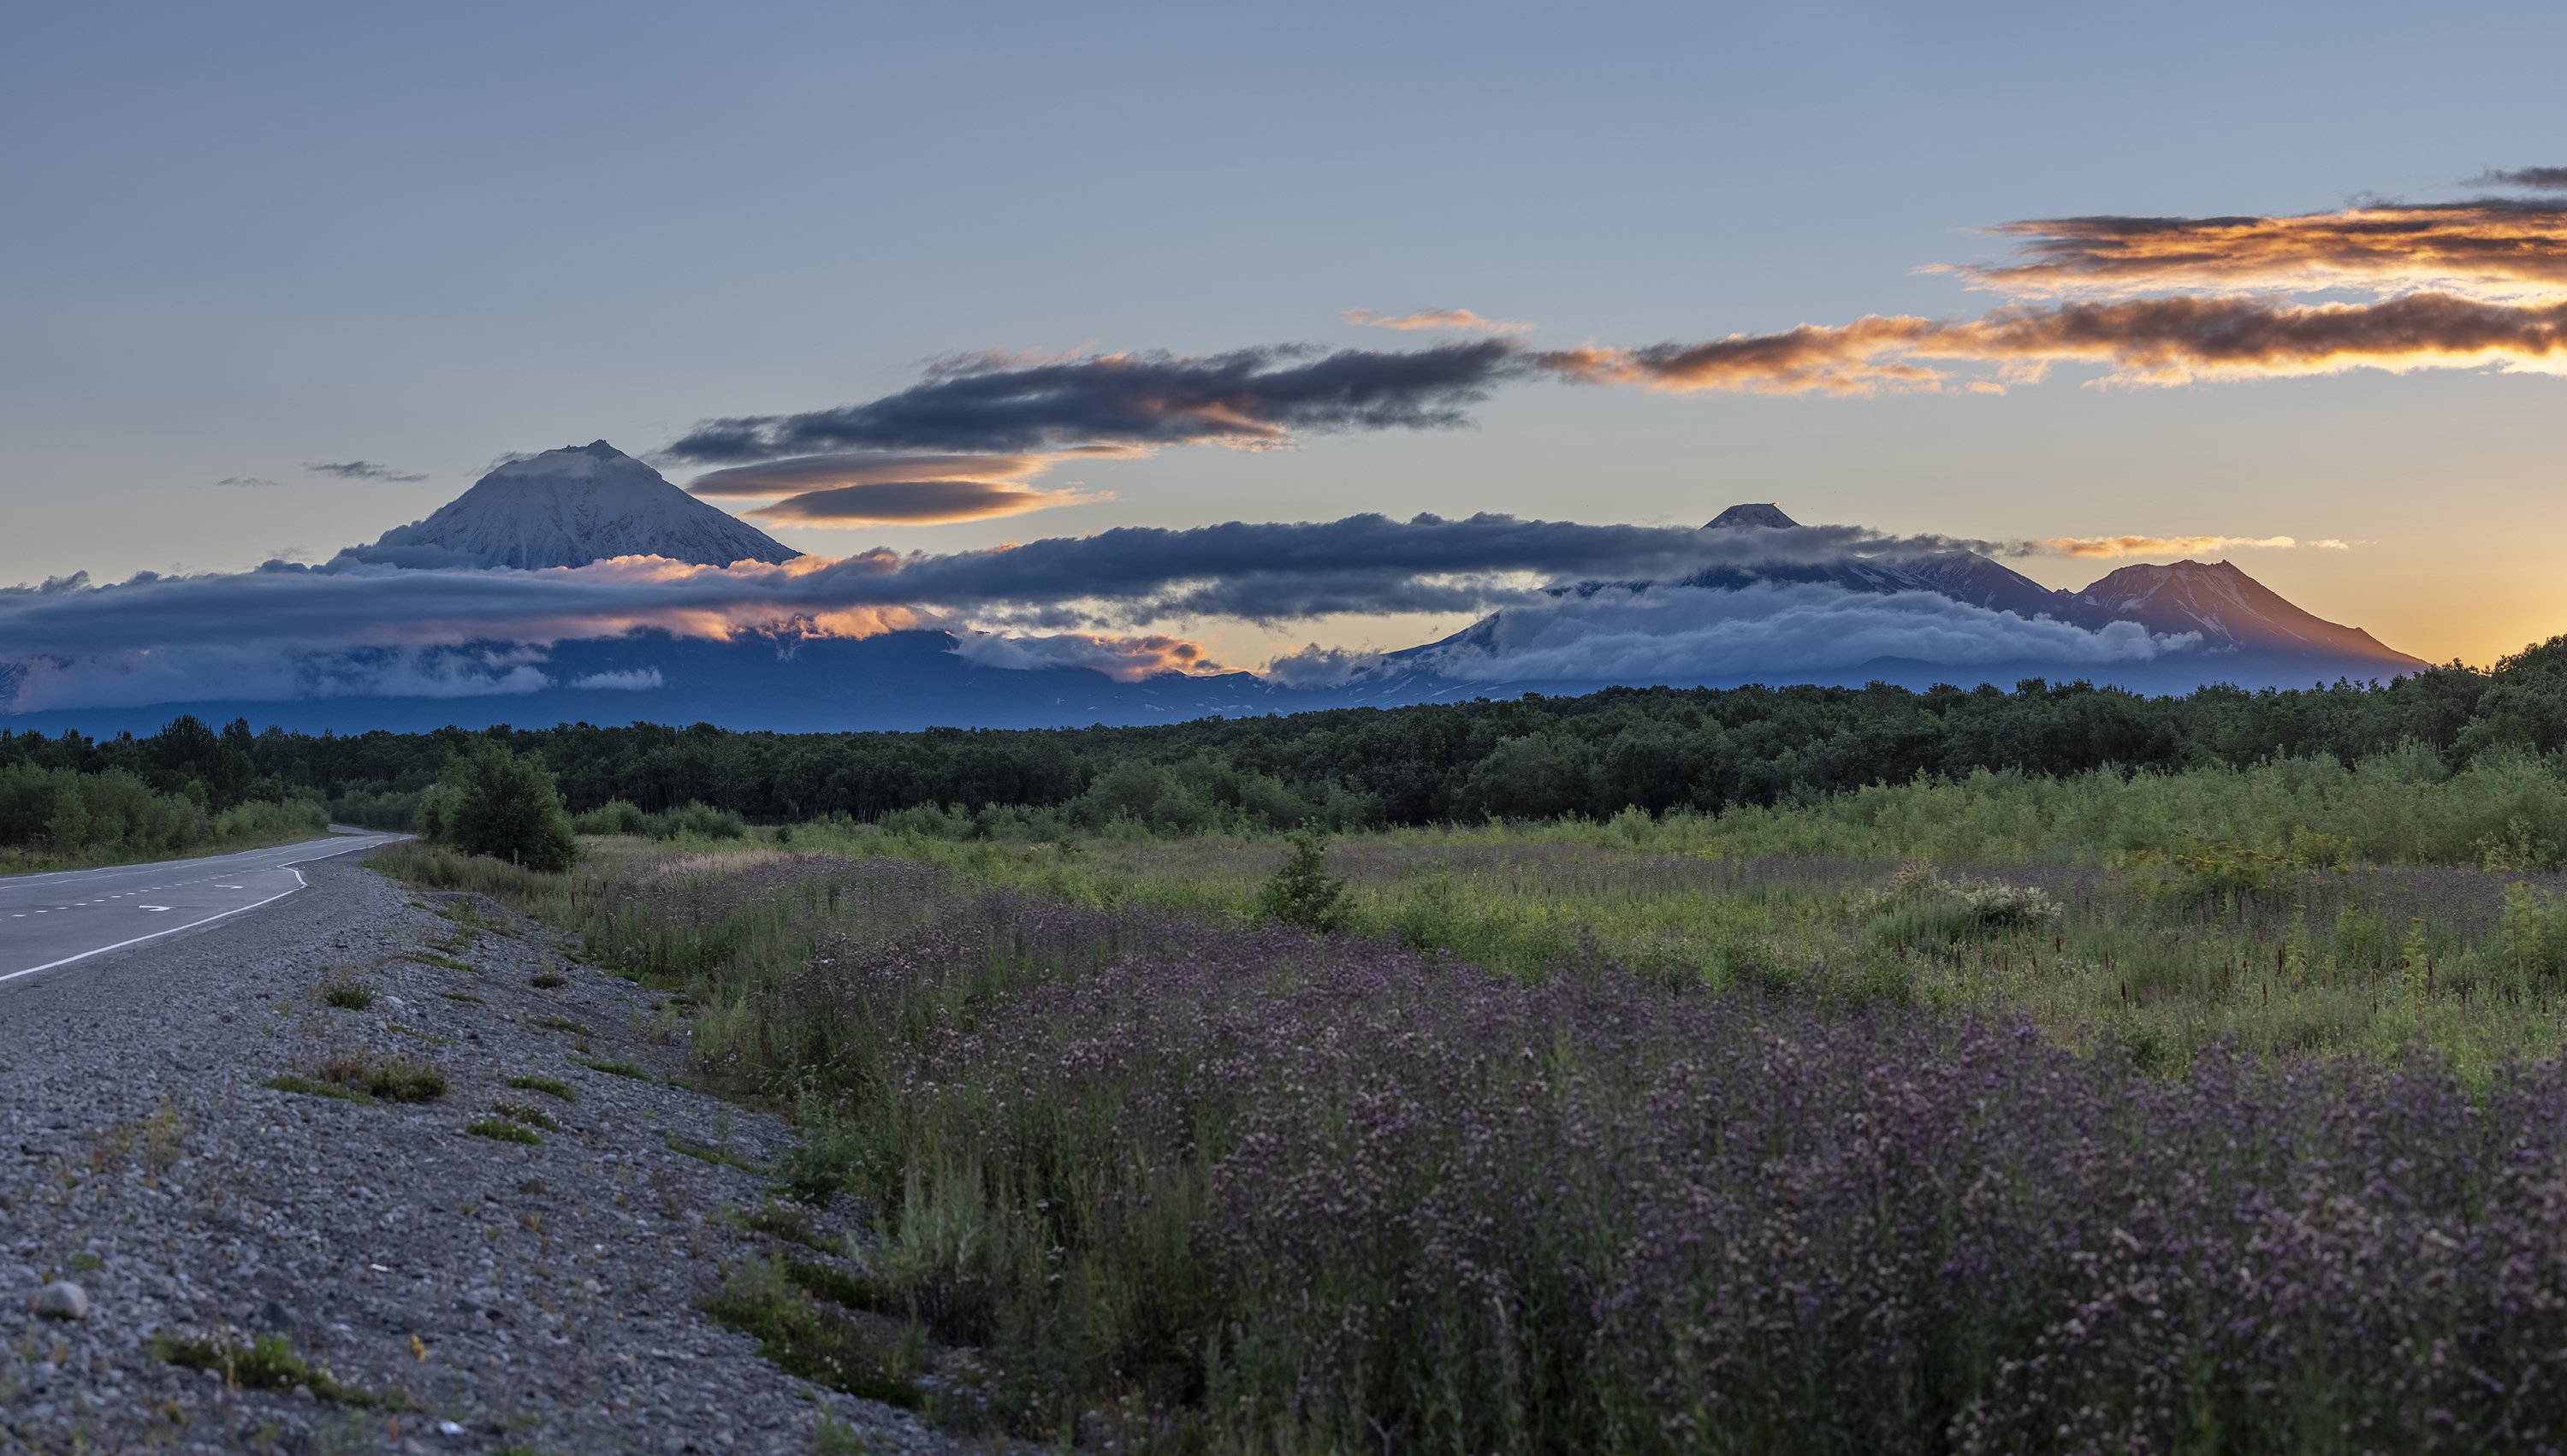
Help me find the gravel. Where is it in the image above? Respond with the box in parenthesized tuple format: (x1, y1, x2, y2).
(0, 853, 970, 1454)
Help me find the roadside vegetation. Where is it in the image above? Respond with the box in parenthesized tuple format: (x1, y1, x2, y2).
(0, 761, 327, 873)
(369, 735, 2567, 1448)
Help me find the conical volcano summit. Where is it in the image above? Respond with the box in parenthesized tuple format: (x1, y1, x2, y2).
(336, 441, 801, 571)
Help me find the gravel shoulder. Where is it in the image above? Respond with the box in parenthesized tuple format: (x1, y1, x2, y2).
(0, 852, 962, 1455)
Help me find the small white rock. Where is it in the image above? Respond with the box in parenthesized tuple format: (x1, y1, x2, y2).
(28, 1281, 89, 1320)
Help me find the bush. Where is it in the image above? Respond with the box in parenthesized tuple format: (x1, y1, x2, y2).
(420, 743, 579, 872)
(645, 801, 746, 841)
(572, 797, 650, 836)
(1258, 825, 1349, 933)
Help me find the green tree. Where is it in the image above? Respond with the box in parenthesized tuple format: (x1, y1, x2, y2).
(1258, 824, 1349, 933)
(424, 743, 579, 872)
(45, 782, 92, 851)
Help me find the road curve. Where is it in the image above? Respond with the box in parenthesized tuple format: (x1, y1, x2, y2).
(0, 828, 406, 985)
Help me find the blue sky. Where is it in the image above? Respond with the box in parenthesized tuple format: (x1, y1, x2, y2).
(4, 0, 2563, 666)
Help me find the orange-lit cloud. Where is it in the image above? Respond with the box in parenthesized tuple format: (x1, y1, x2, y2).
(750, 480, 1106, 526)
(1943, 201, 2567, 304)
(689, 452, 1059, 497)
(688, 448, 1128, 526)
(1537, 317, 1947, 395)
(2030, 534, 2349, 559)
(1344, 307, 1531, 334)
(1550, 294, 2567, 395)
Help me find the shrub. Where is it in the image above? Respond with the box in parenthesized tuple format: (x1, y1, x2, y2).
(308, 1053, 448, 1103)
(151, 1332, 376, 1406)
(572, 797, 650, 836)
(1257, 824, 1349, 933)
(645, 801, 747, 841)
(420, 743, 579, 872)
(703, 1258, 924, 1410)
(1859, 861, 2062, 940)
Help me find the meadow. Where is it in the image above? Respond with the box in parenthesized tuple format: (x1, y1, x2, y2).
(377, 747, 2567, 1451)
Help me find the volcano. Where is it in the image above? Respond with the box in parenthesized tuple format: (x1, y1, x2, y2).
(335, 441, 799, 571)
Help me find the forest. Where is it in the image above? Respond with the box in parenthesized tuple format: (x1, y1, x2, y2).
(3, 636, 2562, 844)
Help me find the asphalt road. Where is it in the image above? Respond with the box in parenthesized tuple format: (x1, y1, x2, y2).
(0, 829, 405, 985)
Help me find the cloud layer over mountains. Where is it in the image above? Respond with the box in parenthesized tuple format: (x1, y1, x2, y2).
(0, 509, 2236, 713)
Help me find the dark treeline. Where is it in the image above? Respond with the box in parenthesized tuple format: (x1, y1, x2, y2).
(6, 638, 2566, 834)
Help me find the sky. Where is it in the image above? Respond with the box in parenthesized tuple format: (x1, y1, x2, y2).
(3, 0, 2564, 673)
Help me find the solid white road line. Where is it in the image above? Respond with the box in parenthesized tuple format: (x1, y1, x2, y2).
(0, 871, 309, 985)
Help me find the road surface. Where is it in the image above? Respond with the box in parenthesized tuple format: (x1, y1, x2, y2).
(0, 829, 405, 985)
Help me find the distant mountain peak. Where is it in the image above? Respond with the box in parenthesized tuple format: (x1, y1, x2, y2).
(336, 441, 802, 571)
(1704, 502, 1799, 530)
(2075, 558, 2414, 664)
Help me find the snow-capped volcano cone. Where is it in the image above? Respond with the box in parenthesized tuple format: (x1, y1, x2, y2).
(338, 441, 802, 569)
(1703, 502, 1800, 530)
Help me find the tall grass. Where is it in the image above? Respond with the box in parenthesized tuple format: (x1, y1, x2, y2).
(400, 842, 2567, 1451)
(770, 826, 2567, 1074)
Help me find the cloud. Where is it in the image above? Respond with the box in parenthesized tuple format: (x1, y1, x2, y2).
(1538, 319, 1947, 396)
(1343, 307, 1530, 334)
(0, 645, 556, 713)
(648, 166, 2567, 476)
(687, 452, 1069, 498)
(662, 340, 1540, 461)
(947, 630, 1219, 681)
(305, 460, 428, 483)
(1941, 200, 2567, 304)
(685, 449, 1118, 526)
(2468, 167, 2567, 192)
(1279, 581, 2195, 685)
(1558, 294, 2567, 395)
(212, 476, 277, 488)
(566, 667, 664, 691)
(0, 515, 2013, 671)
(2030, 534, 2333, 559)
(749, 481, 1104, 527)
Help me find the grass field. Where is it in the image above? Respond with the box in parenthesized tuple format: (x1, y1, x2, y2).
(376, 754, 2567, 1450)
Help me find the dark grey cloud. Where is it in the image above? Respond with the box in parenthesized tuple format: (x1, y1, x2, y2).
(2469, 167, 2567, 191)
(212, 476, 278, 488)
(0, 516, 2013, 668)
(664, 340, 1539, 462)
(306, 460, 429, 483)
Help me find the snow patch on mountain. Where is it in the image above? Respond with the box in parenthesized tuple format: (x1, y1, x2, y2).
(336, 441, 801, 571)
